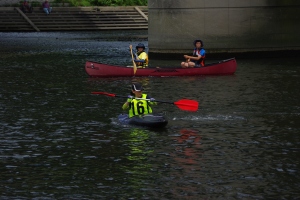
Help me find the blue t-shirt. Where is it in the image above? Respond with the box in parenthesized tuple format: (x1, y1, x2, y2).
(193, 48, 205, 57)
(193, 48, 206, 67)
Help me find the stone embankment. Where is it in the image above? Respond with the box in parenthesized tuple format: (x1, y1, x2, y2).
(0, 6, 148, 31)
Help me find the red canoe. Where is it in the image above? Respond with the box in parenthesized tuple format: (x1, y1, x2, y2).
(85, 58, 237, 77)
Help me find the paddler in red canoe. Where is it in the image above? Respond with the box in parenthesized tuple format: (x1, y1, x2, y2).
(134, 43, 149, 68)
(181, 39, 206, 68)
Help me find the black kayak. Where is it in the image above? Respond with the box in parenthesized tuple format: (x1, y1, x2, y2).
(118, 114, 168, 128)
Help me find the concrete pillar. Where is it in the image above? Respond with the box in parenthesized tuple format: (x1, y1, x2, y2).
(148, 0, 300, 57)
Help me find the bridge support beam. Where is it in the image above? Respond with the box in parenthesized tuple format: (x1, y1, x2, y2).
(148, 0, 300, 58)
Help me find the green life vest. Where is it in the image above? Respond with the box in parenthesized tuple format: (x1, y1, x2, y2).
(128, 93, 153, 118)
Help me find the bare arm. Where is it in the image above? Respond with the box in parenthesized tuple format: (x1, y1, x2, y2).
(184, 55, 202, 61)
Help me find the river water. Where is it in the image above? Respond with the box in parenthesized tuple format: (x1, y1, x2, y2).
(0, 31, 299, 199)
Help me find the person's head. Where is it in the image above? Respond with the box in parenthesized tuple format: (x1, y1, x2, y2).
(136, 43, 145, 52)
(193, 39, 203, 49)
(131, 82, 143, 97)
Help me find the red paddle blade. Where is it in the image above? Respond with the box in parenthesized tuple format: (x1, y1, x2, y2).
(91, 92, 116, 97)
(174, 99, 199, 111)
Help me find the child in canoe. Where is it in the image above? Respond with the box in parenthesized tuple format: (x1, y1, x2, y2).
(134, 43, 149, 68)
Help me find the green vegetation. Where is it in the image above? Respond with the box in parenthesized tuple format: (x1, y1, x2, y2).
(53, 0, 147, 6)
(11, 1, 52, 7)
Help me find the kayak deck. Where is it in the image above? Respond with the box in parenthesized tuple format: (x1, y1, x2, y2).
(118, 114, 168, 128)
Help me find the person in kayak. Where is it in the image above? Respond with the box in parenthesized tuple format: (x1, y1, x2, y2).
(181, 39, 206, 68)
(134, 43, 148, 68)
(122, 83, 157, 117)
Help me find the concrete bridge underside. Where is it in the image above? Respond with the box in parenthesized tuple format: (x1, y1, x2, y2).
(148, 0, 300, 58)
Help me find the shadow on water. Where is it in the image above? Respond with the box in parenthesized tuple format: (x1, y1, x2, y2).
(0, 31, 300, 199)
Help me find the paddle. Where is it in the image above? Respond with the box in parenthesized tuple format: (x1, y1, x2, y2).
(91, 91, 199, 112)
(129, 45, 137, 75)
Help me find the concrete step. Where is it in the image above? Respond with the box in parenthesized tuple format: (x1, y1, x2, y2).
(31, 20, 147, 24)
(0, 6, 148, 32)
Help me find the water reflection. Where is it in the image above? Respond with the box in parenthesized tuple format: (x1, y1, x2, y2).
(172, 129, 202, 166)
(124, 128, 153, 161)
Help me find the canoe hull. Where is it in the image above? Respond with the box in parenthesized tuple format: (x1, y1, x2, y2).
(85, 58, 237, 77)
(118, 114, 168, 128)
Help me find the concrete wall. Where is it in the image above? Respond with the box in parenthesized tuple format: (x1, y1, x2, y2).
(148, 0, 300, 56)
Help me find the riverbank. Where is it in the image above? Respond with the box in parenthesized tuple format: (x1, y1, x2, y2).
(0, 6, 148, 32)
